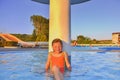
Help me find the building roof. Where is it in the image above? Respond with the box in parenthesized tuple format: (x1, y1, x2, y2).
(32, 0, 90, 5)
(112, 32, 120, 34)
(0, 33, 23, 42)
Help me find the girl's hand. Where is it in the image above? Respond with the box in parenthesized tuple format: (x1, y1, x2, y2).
(45, 68, 48, 73)
(68, 66, 72, 71)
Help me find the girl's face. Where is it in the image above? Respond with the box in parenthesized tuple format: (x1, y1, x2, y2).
(52, 42, 62, 53)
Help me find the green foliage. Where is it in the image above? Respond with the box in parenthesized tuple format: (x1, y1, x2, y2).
(76, 35, 112, 44)
(36, 34, 47, 41)
(96, 40, 112, 44)
(5, 41, 18, 46)
(12, 34, 32, 41)
(77, 35, 92, 44)
(31, 29, 37, 41)
(30, 15, 49, 41)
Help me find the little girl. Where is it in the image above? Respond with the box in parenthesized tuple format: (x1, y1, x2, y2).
(45, 38, 71, 80)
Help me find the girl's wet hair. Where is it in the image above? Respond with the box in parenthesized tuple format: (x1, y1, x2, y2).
(52, 38, 63, 46)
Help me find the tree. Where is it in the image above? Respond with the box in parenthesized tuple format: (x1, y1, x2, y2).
(31, 29, 37, 41)
(30, 15, 49, 41)
(76, 35, 112, 44)
(77, 35, 92, 44)
(12, 34, 32, 41)
(77, 35, 85, 44)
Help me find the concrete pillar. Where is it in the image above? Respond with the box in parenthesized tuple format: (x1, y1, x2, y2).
(49, 0, 71, 54)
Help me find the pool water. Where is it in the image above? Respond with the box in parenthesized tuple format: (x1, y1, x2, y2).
(0, 48, 120, 80)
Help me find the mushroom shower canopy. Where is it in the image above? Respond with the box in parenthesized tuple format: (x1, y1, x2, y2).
(32, 0, 90, 5)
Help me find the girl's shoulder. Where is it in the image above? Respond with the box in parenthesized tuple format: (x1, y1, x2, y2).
(48, 51, 53, 56)
(62, 51, 67, 54)
(62, 51, 68, 57)
(47, 52, 53, 58)
(49, 51, 53, 54)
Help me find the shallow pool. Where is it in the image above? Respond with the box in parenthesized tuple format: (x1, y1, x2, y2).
(0, 48, 120, 80)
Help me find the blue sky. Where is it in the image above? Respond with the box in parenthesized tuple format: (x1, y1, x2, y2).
(0, 0, 120, 40)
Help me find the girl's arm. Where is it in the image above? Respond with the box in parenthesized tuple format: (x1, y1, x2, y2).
(45, 53, 51, 72)
(64, 52, 71, 71)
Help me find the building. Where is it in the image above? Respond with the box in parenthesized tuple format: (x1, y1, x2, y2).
(112, 32, 120, 44)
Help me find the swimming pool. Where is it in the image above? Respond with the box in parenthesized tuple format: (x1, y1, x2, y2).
(0, 48, 120, 80)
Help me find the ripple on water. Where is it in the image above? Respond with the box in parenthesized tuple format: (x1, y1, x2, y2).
(0, 49, 120, 80)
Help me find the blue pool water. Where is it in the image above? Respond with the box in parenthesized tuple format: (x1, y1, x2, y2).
(0, 48, 120, 80)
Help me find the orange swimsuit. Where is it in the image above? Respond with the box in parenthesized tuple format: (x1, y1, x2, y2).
(50, 52, 65, 74)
